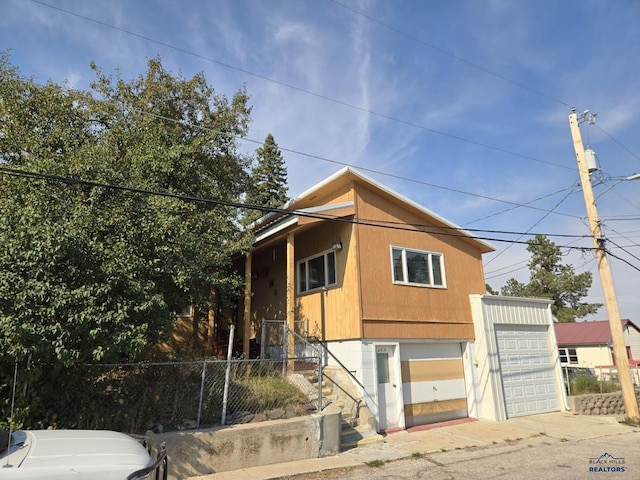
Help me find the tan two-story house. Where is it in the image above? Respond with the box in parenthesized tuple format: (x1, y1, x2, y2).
(238, 167, 499, 430)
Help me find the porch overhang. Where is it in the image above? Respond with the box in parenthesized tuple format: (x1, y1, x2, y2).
(252, 201, 355, 248)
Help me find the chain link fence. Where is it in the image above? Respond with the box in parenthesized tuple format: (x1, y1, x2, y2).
(261, 318, 319, 360)
(50, 356, 322, 434)
(563, 364, 640, 396)
(8, 321, 325, 434)
(594, 364, 640, 386)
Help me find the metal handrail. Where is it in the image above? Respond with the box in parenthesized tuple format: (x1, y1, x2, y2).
(308, 336, 367, 392)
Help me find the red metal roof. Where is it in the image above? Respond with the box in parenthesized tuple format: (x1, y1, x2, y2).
(554, 319, 637, 346)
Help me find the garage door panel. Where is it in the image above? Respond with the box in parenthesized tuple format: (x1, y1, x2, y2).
(495, 325, 559, 418)
(401, 343, 468, 427)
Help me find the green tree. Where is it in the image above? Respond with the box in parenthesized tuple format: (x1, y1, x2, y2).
(0, 53, 253, 426)
(243, 133, 289, 224)
(485, 284, 499, 295)
(499, 235, 601, 322)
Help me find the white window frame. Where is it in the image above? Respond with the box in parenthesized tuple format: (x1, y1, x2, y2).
(559, 347, 578, 364)
(390, 245, 446, 288)
(297, 249, 337, 294)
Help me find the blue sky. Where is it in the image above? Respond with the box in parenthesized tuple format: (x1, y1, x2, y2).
(2, 0, 639, 321)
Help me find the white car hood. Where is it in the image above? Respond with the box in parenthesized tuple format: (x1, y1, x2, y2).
(1, 430, 152, 479)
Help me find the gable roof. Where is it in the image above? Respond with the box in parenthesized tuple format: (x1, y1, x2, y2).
(252, 166, 495, 253)
(554, 319, 639, 346)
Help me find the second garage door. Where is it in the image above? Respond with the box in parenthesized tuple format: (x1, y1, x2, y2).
(495, 324, 559, 418)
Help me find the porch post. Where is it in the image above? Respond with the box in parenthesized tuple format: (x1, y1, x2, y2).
(286, 232, 295, 373)
(243, 252, 252, 358)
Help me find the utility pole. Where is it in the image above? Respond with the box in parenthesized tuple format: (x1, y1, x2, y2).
(569, 109, 640, 423)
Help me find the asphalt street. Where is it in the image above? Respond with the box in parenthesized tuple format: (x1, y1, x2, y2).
(286, 430, 640, 480)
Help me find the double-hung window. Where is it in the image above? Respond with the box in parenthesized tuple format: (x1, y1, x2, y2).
(559, 347, 578, 364)
(391, 246, 445, 288)
(298, 250, 337, 293)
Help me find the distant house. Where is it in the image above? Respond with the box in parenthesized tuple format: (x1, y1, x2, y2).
(554, 319, 640, 376)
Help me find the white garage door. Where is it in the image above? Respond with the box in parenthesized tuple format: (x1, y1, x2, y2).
(495, 325, 559, 418)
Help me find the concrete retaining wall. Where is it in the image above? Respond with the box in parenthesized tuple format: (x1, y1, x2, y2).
(567, 390, 640, 416)
(160, 404, 341, 479)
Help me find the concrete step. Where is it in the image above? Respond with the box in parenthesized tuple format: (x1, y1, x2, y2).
(341, 416, 359, 428)
(340, 424, 383, 451)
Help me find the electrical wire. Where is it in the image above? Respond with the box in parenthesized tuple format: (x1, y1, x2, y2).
(606, 238, 640, 264)
(0, 74, 584, 221)
(29, 0, 574, 172)
(605, 249, 640, 274)
(463, 184, 580, 226)
(594, 124, 640, 162)
(329, 0, 574, 109)
(484, 182, 580, 266)
(0, 165, 597, 252)
(484, 259, 529, 280)
(484, 265, 528, 281)
(608, 189, 640, 216)
(139, 108, 584, 219)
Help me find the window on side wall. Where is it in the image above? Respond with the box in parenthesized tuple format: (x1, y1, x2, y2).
(391, 246, 445, 288)
(297, 250, 337, 294)
(559, 347, 578, 364)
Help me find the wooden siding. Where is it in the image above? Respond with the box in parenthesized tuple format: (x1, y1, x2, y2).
(404, 398, 467, 418)
(363, 321, 474, 339)
(354, 183, 485, 335)
(250, 242, 288, 325)
(250, 191, 362, 341)
(295, 221, 361, 340)
(401, 358, 464, 382)
(249, 173, 490, 346)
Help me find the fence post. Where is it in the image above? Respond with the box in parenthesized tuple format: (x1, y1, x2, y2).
(317, 356, 323, 412)
(260, 318, 266, 359)
(282, 323, 287, 376)
(221, 324, 235, 425)
(196, 361, 207, 429)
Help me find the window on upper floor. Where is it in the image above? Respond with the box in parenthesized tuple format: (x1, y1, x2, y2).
(391, 246, 446, 288)
(297, 250, 337, 294)
(559, 347, 578, 364)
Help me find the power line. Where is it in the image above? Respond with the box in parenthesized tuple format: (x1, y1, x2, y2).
(484, 183, 580, 266)
(0, 74, 584, 222)
(606, 238, 640, 264)
(608, 189, 640, 216)
(29, 0, 574, 172)
(605, 248, 640, 274)
(594, 124, 640, 162)
(463, 184, 580, 226)
(142, 108, 584, 219)
(0, 165, 596, 252)
(484, 265, 528, 281)
(602, 216, 640, 222)
(484, 259, 529, 279)
(329, 0, 574, 109)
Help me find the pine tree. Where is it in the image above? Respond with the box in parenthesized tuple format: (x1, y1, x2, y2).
(244, 133, 289, 224)
(498, 235, 602, 322)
